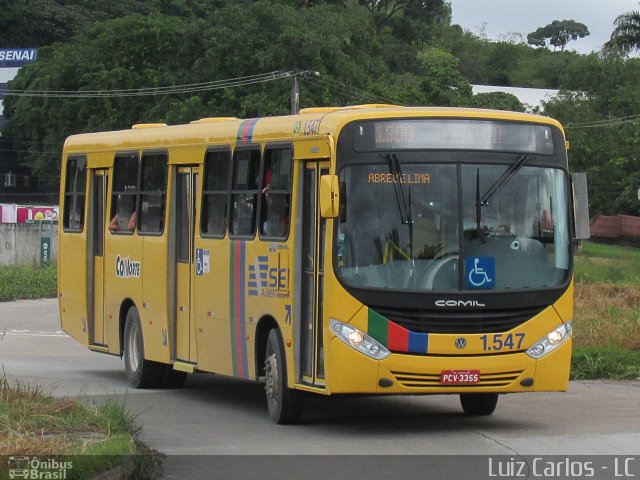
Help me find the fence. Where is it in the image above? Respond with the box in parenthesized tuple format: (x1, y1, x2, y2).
(590, 215, 640, 243)
(0, 222, 57, 266)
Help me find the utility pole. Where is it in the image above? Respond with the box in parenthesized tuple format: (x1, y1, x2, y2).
(291, 72, 300, 115)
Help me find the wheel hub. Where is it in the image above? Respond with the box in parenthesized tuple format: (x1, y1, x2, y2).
(264, 353, 278, 399)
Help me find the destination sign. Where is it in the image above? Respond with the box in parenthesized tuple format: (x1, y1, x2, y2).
(354, 119, 554, 155)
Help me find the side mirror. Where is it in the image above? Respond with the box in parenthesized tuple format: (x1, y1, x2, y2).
(320, 174, 339, 218)
(571, 172, 590, 240)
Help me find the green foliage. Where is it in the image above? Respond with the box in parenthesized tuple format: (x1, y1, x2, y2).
(0, 378, 159, 476)
(468, 92, 525, 112)
(604, 10, 640, 54)
(574, 241, 640, 285)
(527, 19, 590, 52)
(0, 0, 160, 47)
(415, 47, 472, 105)
(2, 1, 475, 188)
(0, 264, 57, 302)
(571, 347, 640, 380)
(544, 53, 640, 215)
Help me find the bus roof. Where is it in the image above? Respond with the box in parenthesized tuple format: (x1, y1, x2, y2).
(63, 105, 564, 155)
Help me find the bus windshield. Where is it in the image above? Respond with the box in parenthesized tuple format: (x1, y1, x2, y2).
(336, 160, 570, 292)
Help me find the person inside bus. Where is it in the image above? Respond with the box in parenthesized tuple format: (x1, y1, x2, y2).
(108, 210, 137, 232)
(108, 194, 137, 232)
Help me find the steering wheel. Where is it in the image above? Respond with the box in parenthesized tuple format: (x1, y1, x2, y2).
(410, 252, 459, 290)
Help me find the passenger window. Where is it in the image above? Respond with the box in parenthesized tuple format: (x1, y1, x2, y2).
(201, 150, 231, 238)
(229, 148, 260, 237)
(63, 156, 87, 232)
(259, 146, 293, 239)
(138, 153, 167, 235)
(109, 153, 139, 234)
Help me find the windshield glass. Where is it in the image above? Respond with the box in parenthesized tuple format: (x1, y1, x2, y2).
(336, 161, 570, 292)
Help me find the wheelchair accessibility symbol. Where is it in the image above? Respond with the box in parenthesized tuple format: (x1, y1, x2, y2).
(465, 256, 495, 289)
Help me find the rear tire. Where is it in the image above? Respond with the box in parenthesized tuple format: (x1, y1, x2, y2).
(123, 306, 164, 388)
(264, 329, 303, 424)
(460, 393, 499, 416)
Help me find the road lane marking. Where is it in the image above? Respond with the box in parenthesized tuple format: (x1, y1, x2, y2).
(2, 329, 69, 337)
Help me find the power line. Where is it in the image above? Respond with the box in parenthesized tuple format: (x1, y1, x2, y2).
(566, 114, 640, 129)
(0, 70, 294, 98)
(301, 76, 400, 107)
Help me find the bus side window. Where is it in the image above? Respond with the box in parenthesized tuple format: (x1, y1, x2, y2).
(110, 153, 140, 234)
(138, 152, 168, 235)
(259, 146, 292, 240)
(229, 148, 260, 237)
(63, 156, 87, 232)
(201, 149, 231, 238)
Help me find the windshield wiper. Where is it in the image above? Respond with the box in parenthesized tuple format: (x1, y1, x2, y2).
(480, 154, 533, 207)
(475, 168, 482, 234)
(384, 154, 414, 260)
(384, 154, 413, 225)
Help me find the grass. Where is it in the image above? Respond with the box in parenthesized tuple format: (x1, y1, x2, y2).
(571, 347, 640, 380)
(574, 241, 640, 285)
(0, 376, 160, 479)
(571, 241, 640, 380)
(0, 264, 57, 302)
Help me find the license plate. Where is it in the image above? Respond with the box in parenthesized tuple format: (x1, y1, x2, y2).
(440, 370, 481, 384)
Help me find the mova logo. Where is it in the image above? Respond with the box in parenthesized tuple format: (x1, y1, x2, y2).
(116, 255, 141, 278)
(435, 300, 486, 307)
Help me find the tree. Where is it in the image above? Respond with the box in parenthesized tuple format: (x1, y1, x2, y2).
(468, 92, 525, 112)
(358, 0, 411, 32)
(527, 20, 590, 52)
(2, 2, 391, 186)
(415, 47, 472, 105)
(543, 53, 640, 216)
(604, 10, 640, 54)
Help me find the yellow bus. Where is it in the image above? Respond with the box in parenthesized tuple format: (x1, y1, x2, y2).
(59, 105, 580, 423)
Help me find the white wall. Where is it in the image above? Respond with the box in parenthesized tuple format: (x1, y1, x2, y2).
(0, 223, 58, 266)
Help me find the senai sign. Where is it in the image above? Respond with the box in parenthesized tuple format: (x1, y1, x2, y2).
(0, 49, 37, 67)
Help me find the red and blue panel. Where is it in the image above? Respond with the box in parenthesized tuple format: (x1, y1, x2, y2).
(368, 309, 428, 354)
(230, 240, 249, 378)
(236, 118, 260, 144)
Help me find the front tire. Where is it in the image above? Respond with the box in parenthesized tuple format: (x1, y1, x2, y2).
(460, 393, 499, 416)
(264, 329, 303, 424)
(123, 306, 164, 388)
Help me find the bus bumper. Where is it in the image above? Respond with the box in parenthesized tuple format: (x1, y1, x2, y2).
(326, 336, 572, 395)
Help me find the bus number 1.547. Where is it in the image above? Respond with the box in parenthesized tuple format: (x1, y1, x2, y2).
(479, 333, 525, 352)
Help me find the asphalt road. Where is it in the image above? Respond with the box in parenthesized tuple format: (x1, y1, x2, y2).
(1, 299, 639, 479)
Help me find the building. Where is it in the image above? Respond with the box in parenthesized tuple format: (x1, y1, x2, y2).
(0, 48, 52, 204)
(472, 84, 560, 112)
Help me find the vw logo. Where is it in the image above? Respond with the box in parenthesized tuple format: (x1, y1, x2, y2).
(455, 337, 467, 349)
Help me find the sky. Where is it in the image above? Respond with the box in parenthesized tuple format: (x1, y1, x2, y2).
(451, 0, 640, 53)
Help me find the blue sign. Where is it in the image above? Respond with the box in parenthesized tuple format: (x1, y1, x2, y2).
(195, 248, 210, 276)
(0, 49, 37, 67)
(465, 256, 496, 289)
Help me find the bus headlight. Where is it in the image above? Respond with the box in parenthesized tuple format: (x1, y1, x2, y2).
(526, 321, 572, 359)
(330, 319, 390, 360)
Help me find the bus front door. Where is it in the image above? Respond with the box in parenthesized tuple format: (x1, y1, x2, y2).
(298, 161, 328, 387)
(174, 166, 199, 363)
(90, 169, 108, 347)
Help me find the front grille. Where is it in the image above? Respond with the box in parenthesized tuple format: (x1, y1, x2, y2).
(373, 306, 544, 334)
(391, 369, 523, 388)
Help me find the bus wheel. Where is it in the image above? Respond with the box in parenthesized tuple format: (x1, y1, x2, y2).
(460, 393, 499, 416)
(123, 307, 164, 388)
(264, 329, 303, 424)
